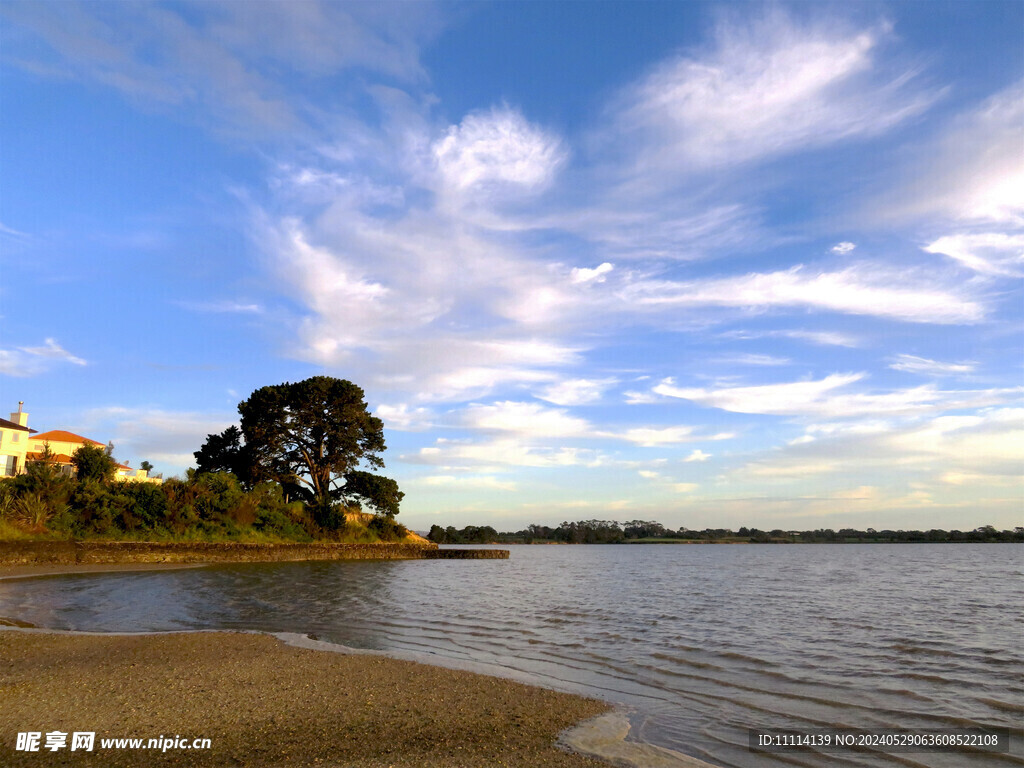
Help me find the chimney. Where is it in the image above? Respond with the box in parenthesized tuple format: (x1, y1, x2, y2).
(10, 402, 28, 428)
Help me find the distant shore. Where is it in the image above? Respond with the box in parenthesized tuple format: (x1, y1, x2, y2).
(0, 629, 613, 768)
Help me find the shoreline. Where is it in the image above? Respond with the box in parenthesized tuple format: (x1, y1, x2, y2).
(0, 622, 714, 768)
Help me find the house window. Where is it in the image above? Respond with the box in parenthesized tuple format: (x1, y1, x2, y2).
(11, 432, 19, 443)
(1, 455, 16, 476)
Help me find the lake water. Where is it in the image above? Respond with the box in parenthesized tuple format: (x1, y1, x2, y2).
(2, 543, 1022, 767)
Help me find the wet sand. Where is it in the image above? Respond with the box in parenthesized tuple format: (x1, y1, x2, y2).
(0, 630, 612, 767)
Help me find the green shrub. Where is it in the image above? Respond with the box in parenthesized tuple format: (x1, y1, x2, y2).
(368, 514, 408, 542)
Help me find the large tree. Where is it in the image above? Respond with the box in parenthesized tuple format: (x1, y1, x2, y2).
(195, 377, 398, 515)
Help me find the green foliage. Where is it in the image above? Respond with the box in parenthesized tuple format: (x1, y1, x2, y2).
(2, 379, 413, 545)
(0, 467, 409, 544)
(194, 426, 255, 486)
(237, 376, 392, 510)
(309, 498, 348, 537)
(342, 470, 404, 517)
(71, 445, 117, 483)
(368, 514, 408, 542)
(429, 524, 499, 544)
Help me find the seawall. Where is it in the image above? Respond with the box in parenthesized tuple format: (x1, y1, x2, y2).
(0, 540, 508, 565)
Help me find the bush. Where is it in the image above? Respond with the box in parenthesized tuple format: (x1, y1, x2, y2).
(368, 514, 408, 542)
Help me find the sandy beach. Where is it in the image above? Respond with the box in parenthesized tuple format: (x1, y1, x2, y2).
(0, 629, 612, 767)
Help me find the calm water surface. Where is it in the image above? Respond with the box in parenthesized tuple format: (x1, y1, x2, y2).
(2, 544, 1022, 767)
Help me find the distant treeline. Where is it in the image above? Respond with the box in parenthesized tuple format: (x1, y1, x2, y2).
(429, 520, 1024, 545)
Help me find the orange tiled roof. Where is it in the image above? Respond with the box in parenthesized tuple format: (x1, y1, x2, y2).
(26, 452, 73, 464)
(31, 430, 105, 446)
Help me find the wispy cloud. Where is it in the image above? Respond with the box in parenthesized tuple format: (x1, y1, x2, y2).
(884, 80, 1024, 226)
(606, 11, 936, 176)
(535, 377, 617, 406)
(4, 1, 444, 136)
(713, 353, 791, 366)
(0, 222, 30, 238)
(721, 329, 862, 348)
(403, 438, 603, 470)
(0, 338, 87, 377)
(889, 354, 975, 376)
(924, 232, 1024, 277)
(456, 401, 591, 438)
(620, 426, 733, 447)
(176, 300, 264, 314)
(419, 474, 517, 492)
(624, 264, 983, 324)
(655, 374, 1021, 419)
(81, 406, 236, 473)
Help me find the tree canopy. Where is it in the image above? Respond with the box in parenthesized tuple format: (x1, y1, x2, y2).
(195, 376, 400, 516)
(72, 444, 117, 483)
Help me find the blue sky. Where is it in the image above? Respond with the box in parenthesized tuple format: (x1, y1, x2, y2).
(1, 1, 1021, 532)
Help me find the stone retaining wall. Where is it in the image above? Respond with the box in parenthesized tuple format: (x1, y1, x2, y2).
(0, 540, 509, 564)
(0, 541, 437, 565)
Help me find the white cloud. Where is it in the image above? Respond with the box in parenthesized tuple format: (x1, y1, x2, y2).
(375, 404, 434, 431)
(889, 354, 975, 376)
(656, 373, 863, 415)
(570, 263, 614, 284)
(611, 12, 935, 173)
(457, 401, 591, 438)
(655, 374, 1022, 419)
(637, 469, 698, 494)
(258, 212, 586, 402)
(684, 450, 711, 462)
(177, 300, 263, 314)
(420, 474, 517, 492)
(924, 233, 1024, 277)
(889, 80, 1024, 225)
(831, 242, 856, 254)
(5, 1, 442, 134)
(620, 425, 732, 447)
(887, 408, 1024, 470)
(403, 438, 603, 469)
(536, 377, 617, 406)
(745, 460, 841, 479)
(714, 353, 791, 366)
(0, 338, 87, 377)
(721, 329, 862, 347)
(780, 330, 862, 348)
(624, 265, 984, 324)
(0, 221, 29, 238)
(80, 406, 236, 475)
(433, 107, 565, 194)
(623, 390, 666, 405)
